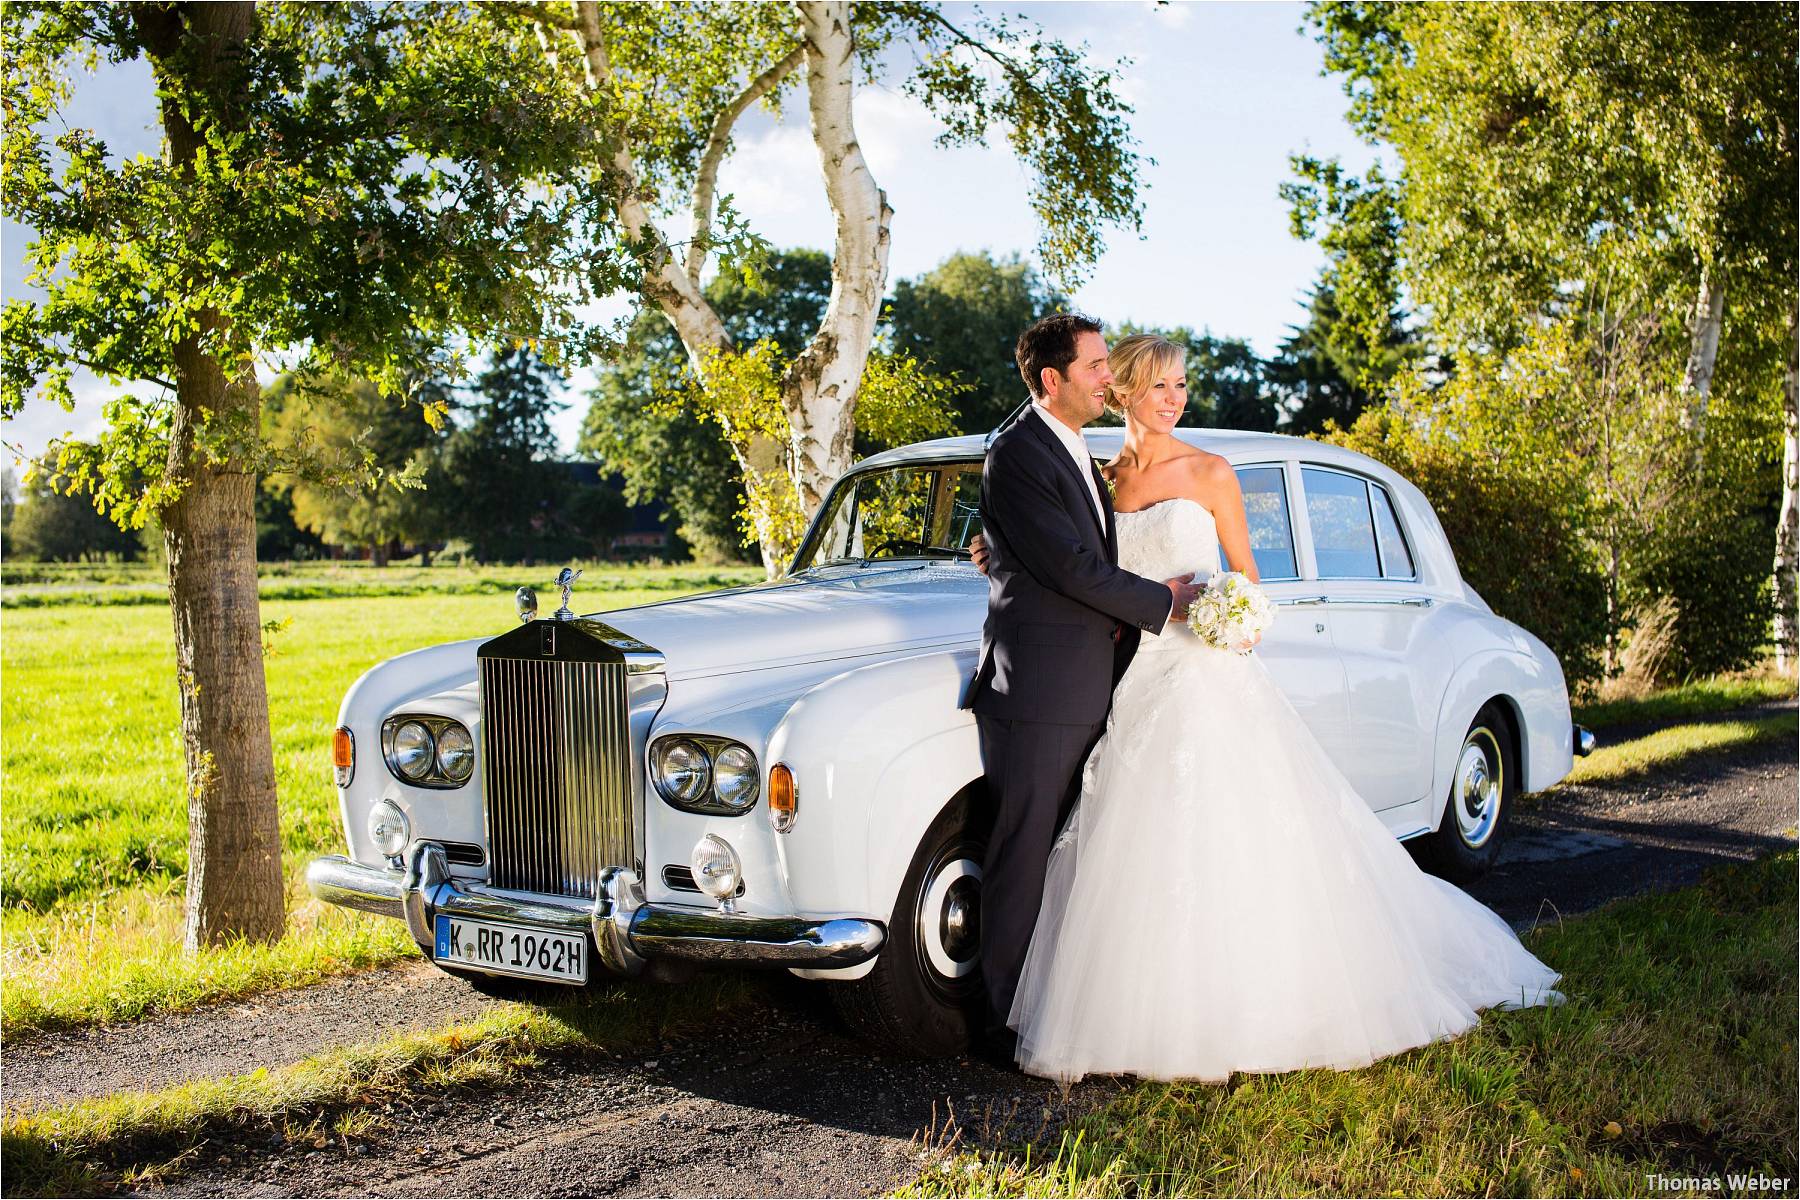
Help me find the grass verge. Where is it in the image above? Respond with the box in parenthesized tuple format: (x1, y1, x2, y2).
(900, 851, 1799, 1198)
(1, 875, 415, 1035)
(1575, 668, 1795, 731)
(1561, 712, 1796, 789)
(1, 973, 757, 1196)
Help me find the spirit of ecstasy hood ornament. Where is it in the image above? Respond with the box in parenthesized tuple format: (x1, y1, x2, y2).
(552, 567, 582, 621)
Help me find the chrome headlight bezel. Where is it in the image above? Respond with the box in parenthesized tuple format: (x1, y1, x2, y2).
(649, 734, 759, 816)
(381, 715, 476, 789)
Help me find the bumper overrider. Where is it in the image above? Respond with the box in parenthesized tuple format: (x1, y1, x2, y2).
(306, 842, 885, 977)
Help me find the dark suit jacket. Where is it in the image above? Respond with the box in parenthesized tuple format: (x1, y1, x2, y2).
(962, 407, 1174, 725)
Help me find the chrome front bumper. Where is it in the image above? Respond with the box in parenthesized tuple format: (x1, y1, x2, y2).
(306, 843, 885, 978)
(1574, 723, 1597, 756)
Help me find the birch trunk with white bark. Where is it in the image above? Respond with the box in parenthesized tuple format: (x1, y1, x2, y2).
(1774, 295, 1798, 671)
(1682, 265, 1725, 452)
(564, 1, 824, 572)
(784, 0, 893, 516)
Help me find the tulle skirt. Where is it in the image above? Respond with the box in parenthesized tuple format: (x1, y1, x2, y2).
(1008, 640, 1562, 1084)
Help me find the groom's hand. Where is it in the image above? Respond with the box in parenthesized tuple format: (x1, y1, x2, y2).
(1165, 573, 1201, 622)
(970, 532, 990, 575)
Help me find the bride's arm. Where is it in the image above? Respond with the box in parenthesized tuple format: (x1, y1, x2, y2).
(1188, 456, 1260, 585)
(1188, 455, 1264, 650)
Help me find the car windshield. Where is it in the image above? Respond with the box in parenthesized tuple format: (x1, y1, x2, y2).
(791, 463, 983, 572)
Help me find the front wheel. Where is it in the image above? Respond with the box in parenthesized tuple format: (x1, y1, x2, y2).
(831, 794, 986, 1056)
(1413, 703, 1515, 883)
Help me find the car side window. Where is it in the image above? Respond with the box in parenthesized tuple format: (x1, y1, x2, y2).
(1302, 467, 1381, 579)
(1371, 483, 1415, 579)
(1231, 465, 1299, 580)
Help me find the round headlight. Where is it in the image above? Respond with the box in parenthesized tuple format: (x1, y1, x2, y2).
(368, 799, 410, 858)
(435, 723, 474, 783)
(392, 720, 435, 781)
(690, 834, 741, 900)
(712, 744, 759, 811)
(653, 739, 711, 804)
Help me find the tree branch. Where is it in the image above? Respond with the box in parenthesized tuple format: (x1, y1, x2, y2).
(565, 0, 730, 362)
(903, 3, 1037, 93)
(686, 44, 806, 286)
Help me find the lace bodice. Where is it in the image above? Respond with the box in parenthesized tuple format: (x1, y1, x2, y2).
(1116, 496, 1220, 584)
(1114, 497, 1220, 657)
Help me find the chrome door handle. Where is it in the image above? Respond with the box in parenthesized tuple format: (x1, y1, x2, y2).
(1316, 595, 1435, 608)
(1276, 595, 1328, 607)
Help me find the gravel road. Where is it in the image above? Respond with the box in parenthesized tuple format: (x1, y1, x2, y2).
(4, 702, 1793, 1197)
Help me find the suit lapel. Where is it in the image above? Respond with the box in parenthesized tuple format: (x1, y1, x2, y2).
(1094, 461, 1119, 561)
(1021, 408, 1108, 545)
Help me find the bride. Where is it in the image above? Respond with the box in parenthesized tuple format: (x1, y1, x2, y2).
(1000, 334, 1562, 1084)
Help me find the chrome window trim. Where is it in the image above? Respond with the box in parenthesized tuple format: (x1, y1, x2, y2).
(1368, 480, 1420, 582)
(1298, 462, 1417, 583)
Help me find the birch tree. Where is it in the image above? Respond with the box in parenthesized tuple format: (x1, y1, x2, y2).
(505, 1, 1145, 570)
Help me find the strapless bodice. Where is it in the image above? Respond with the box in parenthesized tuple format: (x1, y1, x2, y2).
(1115, 496, 1220, 583)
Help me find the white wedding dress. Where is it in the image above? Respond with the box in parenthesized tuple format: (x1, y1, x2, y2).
(1008, 496, 1563, 1084)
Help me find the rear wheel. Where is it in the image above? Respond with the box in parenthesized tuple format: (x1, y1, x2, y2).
(832, 793, 986, 1056)
(1414, 703, 1515, 883)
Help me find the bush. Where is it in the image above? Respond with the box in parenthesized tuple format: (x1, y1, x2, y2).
(1321, 406, 1609, 693)
(1627, 495, 1774, 681)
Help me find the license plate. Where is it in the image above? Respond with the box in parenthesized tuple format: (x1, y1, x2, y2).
(434, 915, 588, 984)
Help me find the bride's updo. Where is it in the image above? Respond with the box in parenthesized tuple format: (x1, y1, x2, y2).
(1105, 334, 1187, 415)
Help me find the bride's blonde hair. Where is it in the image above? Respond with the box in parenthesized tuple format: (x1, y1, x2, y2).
(1105, 334, 1187, 415)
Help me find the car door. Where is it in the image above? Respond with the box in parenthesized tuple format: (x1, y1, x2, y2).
(1223, 463, 1356, 771)
(1298, 465, 1439, 809)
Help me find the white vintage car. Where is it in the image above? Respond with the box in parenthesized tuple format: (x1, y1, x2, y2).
(308, 428, 1594, 1054)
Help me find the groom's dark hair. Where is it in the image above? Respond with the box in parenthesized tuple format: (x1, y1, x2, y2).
(1016, 313, 1104, 399)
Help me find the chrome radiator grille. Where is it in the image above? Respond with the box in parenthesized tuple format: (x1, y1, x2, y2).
(479, 657, 634, 899)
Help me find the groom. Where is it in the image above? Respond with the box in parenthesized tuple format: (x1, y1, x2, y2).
(961, 313, 1201, 1057)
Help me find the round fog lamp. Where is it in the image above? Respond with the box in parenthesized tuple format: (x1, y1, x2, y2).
(711, 745, 759, 811)
(690, 834, 742, 903)
(392, 720, 435, 781)
(368, 799, 410, 859)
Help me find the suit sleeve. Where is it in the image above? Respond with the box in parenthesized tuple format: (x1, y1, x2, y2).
(984, 437, 1175, 635)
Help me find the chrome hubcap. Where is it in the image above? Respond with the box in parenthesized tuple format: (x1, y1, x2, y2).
(919, 856, 981, 982)
(1454, 728, 1503, 848)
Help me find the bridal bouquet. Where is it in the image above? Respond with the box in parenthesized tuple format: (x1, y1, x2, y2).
(1187, 571, 1275, 653)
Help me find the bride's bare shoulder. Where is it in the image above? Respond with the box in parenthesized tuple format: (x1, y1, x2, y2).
(1175, 447, 1238, 502)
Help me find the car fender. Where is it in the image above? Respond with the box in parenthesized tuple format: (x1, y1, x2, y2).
(1430, 644, 1573, 823)
(765, 647, 983, 921)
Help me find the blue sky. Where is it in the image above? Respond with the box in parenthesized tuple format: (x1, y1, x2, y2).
(2, 0, 1383, 462)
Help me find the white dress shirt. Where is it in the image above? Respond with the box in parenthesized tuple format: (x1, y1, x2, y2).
(1031, 401, 1107, 527)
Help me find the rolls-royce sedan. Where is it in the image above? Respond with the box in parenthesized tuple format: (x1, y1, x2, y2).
(307, 428, 1594, 1054)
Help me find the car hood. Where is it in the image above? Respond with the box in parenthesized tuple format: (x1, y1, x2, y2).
(586, 563, 983, 681)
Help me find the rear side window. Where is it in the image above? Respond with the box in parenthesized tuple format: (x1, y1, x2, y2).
(1302, 467, 1381, 579)
(1371, 484, 1415, 579)
(1232, 466, 1299, 581)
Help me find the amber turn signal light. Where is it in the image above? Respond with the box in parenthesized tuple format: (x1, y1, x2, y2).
(768, 762, 797, 832)
(332, 726, 355, 788)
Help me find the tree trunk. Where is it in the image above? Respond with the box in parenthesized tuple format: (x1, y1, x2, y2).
(1681, 264, 1725, 452)
(786, 0, 893, 516)
(138, 1, 285, 948)
(1775, 295, 1798, 671)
